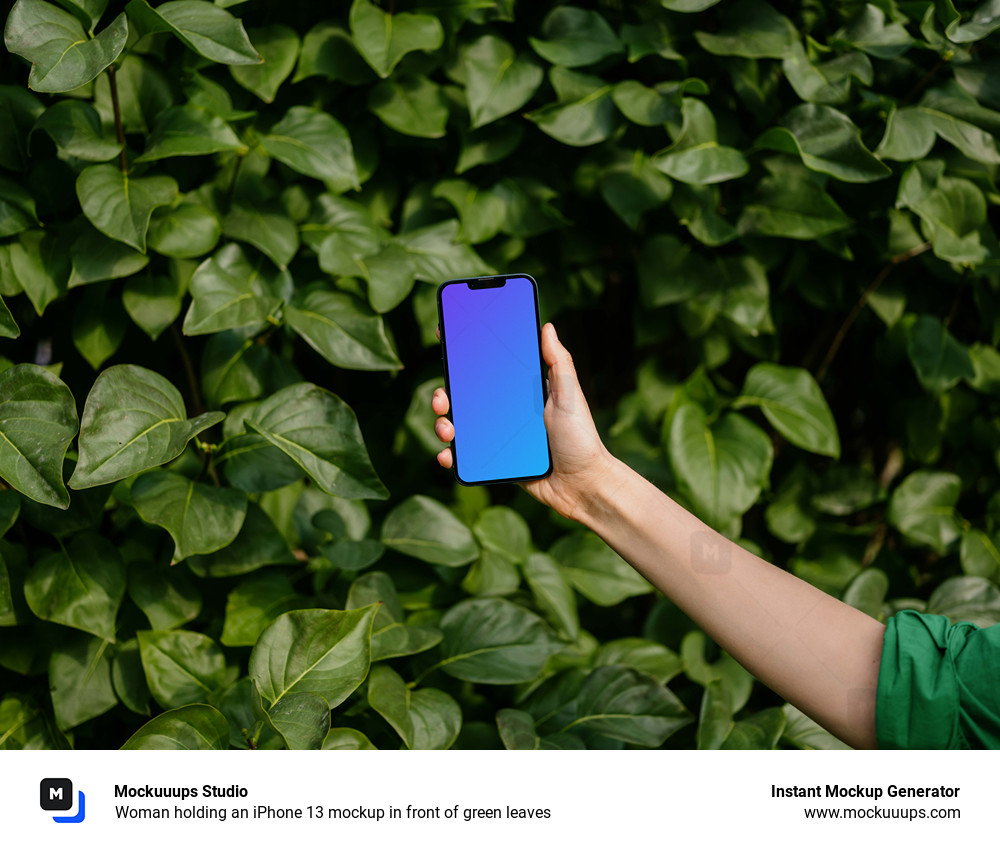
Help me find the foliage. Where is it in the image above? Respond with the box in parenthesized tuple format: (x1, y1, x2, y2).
(2, 0, 1000, 751)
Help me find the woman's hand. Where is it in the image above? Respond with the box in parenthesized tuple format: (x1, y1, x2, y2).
(432, 322, 617, 521)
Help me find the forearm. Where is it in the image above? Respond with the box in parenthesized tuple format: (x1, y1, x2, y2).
(575, 457, 885, 749)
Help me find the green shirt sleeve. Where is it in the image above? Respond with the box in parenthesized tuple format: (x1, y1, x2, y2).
(876, 610, 1000, 749)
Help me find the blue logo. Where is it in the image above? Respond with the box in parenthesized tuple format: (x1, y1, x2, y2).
(40, 779, 86, 823)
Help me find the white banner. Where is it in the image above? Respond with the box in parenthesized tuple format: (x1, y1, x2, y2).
(2, 750, 988, 849)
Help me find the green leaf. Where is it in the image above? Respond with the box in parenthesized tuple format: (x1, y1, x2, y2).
(464, 35, 542, 128)
(231, 24, 299, 103)
(898, 166, 990, 264)
(456, 123, 524, 173)
(294, 22, 371, 86)
(736, 363, 839, 457)
(528, 7, 622, 68)
(461, 550, 520, 598)
(600, 151, 673, 230)
(183, 243, 284, 335)
(5, 0, 127, 92)
(432, 179, 506, 245)
(841, 568, 889, 619)
(369, 74, 449, 139)
(436, 597, 559, 684)
(906, 315, 976, 395)
(612, 80, 678, 127)
(0, 298, 21, 339)
(148, 204, 221, 260)
(781, 42, 872, 105)
(232, 383, 388, 500)
(876, 107, 936, 161)
(0, 491, 19, 537)
(24, 532, 124, 640)
(0, 177, 36, 238)
(695, 0, 796, 58)
(496, 707, 584, 750)
(357, 242, 417, 314)
(697, 678, 733, 749)
(52, 0, 108, 32)
(138, 629, 227, 708)
(136, 104, 245, 162)
(0, 364, 78, 508)
(887, 470, 962, 552)
(131, 470, 247, 562)
(32, 99, 121, 161)
(263, 692, 330, 750)
(526, 71, 619, 147)
(188, 502, 295, 577)
(961, 529, 1000, 581)
(50, 634, 117, 729)
(221, 571, 304, 647)
(396, 219, 492, 282)
(368, 665, 461, 750)
(125, 0, 261, 65)
(122, 274, 185, 340)
(549, 532, 652, 606)
(781, 704, 850, 749)
(70, 364, 223, 489)
(473, 505, 532, 563)
(261, 106, 359, 192)
(347, 571, 441, 660)
(739, 172, 852, 240)
(755, 105, 890, 183)
(121, 704, 229, 749)
(9, 230, 69, 315)
(0, 693, 67, 749)
(323, 727, 377, 750)
(110, 637, 150, 715)
(285, 284, 402, 370)
(831, 3, 913, 59)
(223, 199, 299, 269)
(76, 164, 178, 252)
(668, 404, 773, 528)
(721, 706, 786, 749)
(638, 234, 702, 307)
(926, 576, 1000, 628)
(563, 665, 692, 746)
(128, 565, 201, 631)
(70, 225, 149, 287)
(946, 0, 1000, 42)
(653, 99, 748, 185)
(72, 283, 127, 370)
(593, 638, 683, 685)
(249, 606, 377, 706)
(381, 495, 478, 566)
(348, 0, 443, 78)
(522, 552, 579, 640)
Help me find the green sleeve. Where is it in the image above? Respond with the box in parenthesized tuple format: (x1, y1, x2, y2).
(876, 610, 1000, 749)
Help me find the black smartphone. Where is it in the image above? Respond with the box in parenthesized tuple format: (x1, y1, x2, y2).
(437, 274, 552, 486)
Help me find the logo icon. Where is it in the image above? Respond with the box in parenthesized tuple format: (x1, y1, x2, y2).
(40, 779, 86, 823)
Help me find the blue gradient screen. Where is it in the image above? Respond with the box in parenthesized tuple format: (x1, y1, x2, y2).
(439, 277, 550, 484)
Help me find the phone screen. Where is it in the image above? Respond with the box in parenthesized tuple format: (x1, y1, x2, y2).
(438, 275, 551, 485)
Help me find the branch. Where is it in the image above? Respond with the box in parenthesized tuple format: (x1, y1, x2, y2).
(815, 242, 931, 382)
(107, 65, 128, 175)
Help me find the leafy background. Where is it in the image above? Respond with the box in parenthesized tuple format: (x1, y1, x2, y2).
(1, 0, 999, 751)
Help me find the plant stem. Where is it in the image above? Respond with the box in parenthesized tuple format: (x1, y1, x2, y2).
(170, 322, 206, 416)
(107, 66, 128, 175)
(815, 241, 931, 382)
(224, 153, 244, 212)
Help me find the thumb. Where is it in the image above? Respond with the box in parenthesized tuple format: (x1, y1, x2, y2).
(541, 323, 583, 414)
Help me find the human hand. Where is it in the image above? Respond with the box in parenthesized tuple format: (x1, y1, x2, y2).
(432, 322, 616, 521)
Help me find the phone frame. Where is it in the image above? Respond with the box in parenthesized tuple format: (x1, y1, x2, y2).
(436, 273, 552, 486)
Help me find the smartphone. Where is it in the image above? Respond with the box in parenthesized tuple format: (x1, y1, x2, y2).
(437, 274, 552, 486)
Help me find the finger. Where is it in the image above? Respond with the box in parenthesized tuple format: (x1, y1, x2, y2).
(431, 387, 450, 415)
(435, 325, 441, 341)
(436, 447, 453, 469)
(434, 415, 454, 443)
(540, 323, 583, 414)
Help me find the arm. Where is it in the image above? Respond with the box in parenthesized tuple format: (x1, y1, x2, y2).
(433, 323, 885, 749)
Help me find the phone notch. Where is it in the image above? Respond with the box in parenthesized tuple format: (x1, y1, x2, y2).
(467, 277, 506, 290)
